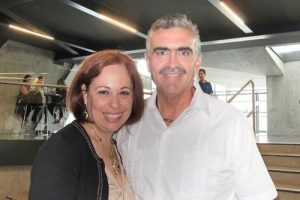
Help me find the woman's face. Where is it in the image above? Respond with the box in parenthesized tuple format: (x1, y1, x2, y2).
(83, 64, 133, 134)
(25, 77, 31, 83)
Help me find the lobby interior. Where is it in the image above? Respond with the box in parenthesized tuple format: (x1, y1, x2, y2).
(0, 0, 300, 199)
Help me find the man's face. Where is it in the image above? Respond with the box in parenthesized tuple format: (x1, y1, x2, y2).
(146, 27, 201, 97)
(198, 70, 206, 82)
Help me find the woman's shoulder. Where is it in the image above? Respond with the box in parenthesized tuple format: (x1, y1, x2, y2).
(39, 121, 86, 153)
(51, 121, 85, 142)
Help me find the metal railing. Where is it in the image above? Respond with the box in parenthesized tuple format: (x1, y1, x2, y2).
(227, 80, 256, 133)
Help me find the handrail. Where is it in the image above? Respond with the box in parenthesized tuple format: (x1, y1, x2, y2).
(0, 80, 68, 89)
(227, 80, 256, 133)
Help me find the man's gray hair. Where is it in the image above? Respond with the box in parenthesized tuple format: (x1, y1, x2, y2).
(145, 13, 201, 59)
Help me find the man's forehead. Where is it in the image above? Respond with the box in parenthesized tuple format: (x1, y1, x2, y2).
(152, 46, 193, 51)
(150, 32, 194, 49)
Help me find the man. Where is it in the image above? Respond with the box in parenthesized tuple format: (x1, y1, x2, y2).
(198, 68, 213, 95)
(117, 14, 277, 200)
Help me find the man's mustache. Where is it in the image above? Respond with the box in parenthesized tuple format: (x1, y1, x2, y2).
(159, 66, 186, 75)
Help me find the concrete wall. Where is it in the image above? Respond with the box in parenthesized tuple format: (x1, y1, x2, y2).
(0, 40, 71, 133)
(0, 166, 31, 199)
(267, 61, 300, 135)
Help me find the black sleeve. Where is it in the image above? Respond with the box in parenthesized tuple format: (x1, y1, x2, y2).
(29, 132, 82, 200)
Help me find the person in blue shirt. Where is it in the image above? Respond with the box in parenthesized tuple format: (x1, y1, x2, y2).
(198, 68, 213, 95)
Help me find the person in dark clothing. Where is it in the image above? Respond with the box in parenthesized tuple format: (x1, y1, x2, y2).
(16, 74, 43, 127)
(15, 74, 33, 120)
(29, 50, 144, 200)
(48, 78, 67, 123)
(198, 68, 213, 95)
(30, 75, 45, 126)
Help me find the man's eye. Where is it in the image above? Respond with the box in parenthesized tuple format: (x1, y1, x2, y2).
(178, 50, 192, 56)
(155, 50, 168, 56)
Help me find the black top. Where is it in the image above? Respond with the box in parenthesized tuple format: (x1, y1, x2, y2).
(29, 120, 109, 200)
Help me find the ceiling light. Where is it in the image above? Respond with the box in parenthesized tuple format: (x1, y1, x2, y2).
(9, 24, 54, 40)
(208, 0, 253, 34)
(99, 14, 137, 34)
(272, 43, 300, 53)
(64, 0, 147, 39)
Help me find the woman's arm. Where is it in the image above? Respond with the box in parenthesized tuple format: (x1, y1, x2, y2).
(19, 85, 30, 95)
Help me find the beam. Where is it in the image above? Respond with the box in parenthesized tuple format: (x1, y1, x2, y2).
(62, 0, 147, 39)
(1, 8, 80, 55)
(0, 0, 33, 9)
(202, 30, 300, 52)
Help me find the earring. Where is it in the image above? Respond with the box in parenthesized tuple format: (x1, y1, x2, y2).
(83, 109, 89, 120)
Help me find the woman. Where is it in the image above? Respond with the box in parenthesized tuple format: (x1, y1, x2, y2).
(19, 74, 32, 95)
(15, 74, 32, 119)
(29, 50, 144, 200)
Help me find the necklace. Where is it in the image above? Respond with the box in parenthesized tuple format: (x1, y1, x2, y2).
(163, 118, 174, 123)
(88, 124, 121, 175)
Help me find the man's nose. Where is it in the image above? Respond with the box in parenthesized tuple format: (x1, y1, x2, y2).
(167, 51, 178, 67)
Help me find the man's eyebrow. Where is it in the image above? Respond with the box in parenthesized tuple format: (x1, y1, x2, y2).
(153, 47, 170, 52)
(177, 47, 193, 51)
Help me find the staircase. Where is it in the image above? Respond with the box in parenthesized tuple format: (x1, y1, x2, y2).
(257, 143, 300, 200)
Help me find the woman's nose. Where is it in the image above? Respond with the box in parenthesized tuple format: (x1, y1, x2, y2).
(109, 95, 121, 109)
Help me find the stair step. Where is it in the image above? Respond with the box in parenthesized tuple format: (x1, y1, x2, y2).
(269, 171, 300, 187)
(262, 155, 300, 169)
(257, 143, 300, 155)
(275, 190, 300, 200)
(262, 153, 300, 157)
(5, 194, 28, 200)
(276, 183, 300, 193)
(268, 166, 300, 173)
(258, 143, 300, 199)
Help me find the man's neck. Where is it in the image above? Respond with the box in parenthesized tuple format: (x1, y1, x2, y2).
(156, 87, 195, 122)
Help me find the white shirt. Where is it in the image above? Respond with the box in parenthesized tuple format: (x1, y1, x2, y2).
(116, 84, 277, 200)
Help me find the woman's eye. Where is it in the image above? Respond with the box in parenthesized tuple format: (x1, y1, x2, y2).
(98, 90, 109, 95)
(120, 90, 131, 96)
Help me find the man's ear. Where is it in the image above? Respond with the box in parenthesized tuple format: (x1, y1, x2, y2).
(145, 52, 151, 73)
(194, 54, 202, 75)
(81, 84, 87, 105)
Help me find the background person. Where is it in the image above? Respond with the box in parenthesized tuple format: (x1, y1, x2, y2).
(15, 74, 33, 120)
(29, 50, 144, 200)
(116, 13, 277, 200)
(19, 74, 32, 96)
(30, 75, 45, 129)
(48, 78, 67, 123)
(198, 68, 213, 95)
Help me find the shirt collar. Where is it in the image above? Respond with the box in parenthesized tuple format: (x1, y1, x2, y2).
(147, 82, 209, 114)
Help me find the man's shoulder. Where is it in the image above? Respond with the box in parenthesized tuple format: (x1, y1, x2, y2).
(205, 95, 243, 118)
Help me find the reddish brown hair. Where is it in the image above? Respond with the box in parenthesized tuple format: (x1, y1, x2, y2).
(67, 50, 144, 125)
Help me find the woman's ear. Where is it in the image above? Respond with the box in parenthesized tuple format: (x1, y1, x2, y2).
(81, 84, 87, 105)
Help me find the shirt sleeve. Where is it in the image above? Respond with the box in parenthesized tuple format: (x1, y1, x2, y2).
(232, 115, 277, 200)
